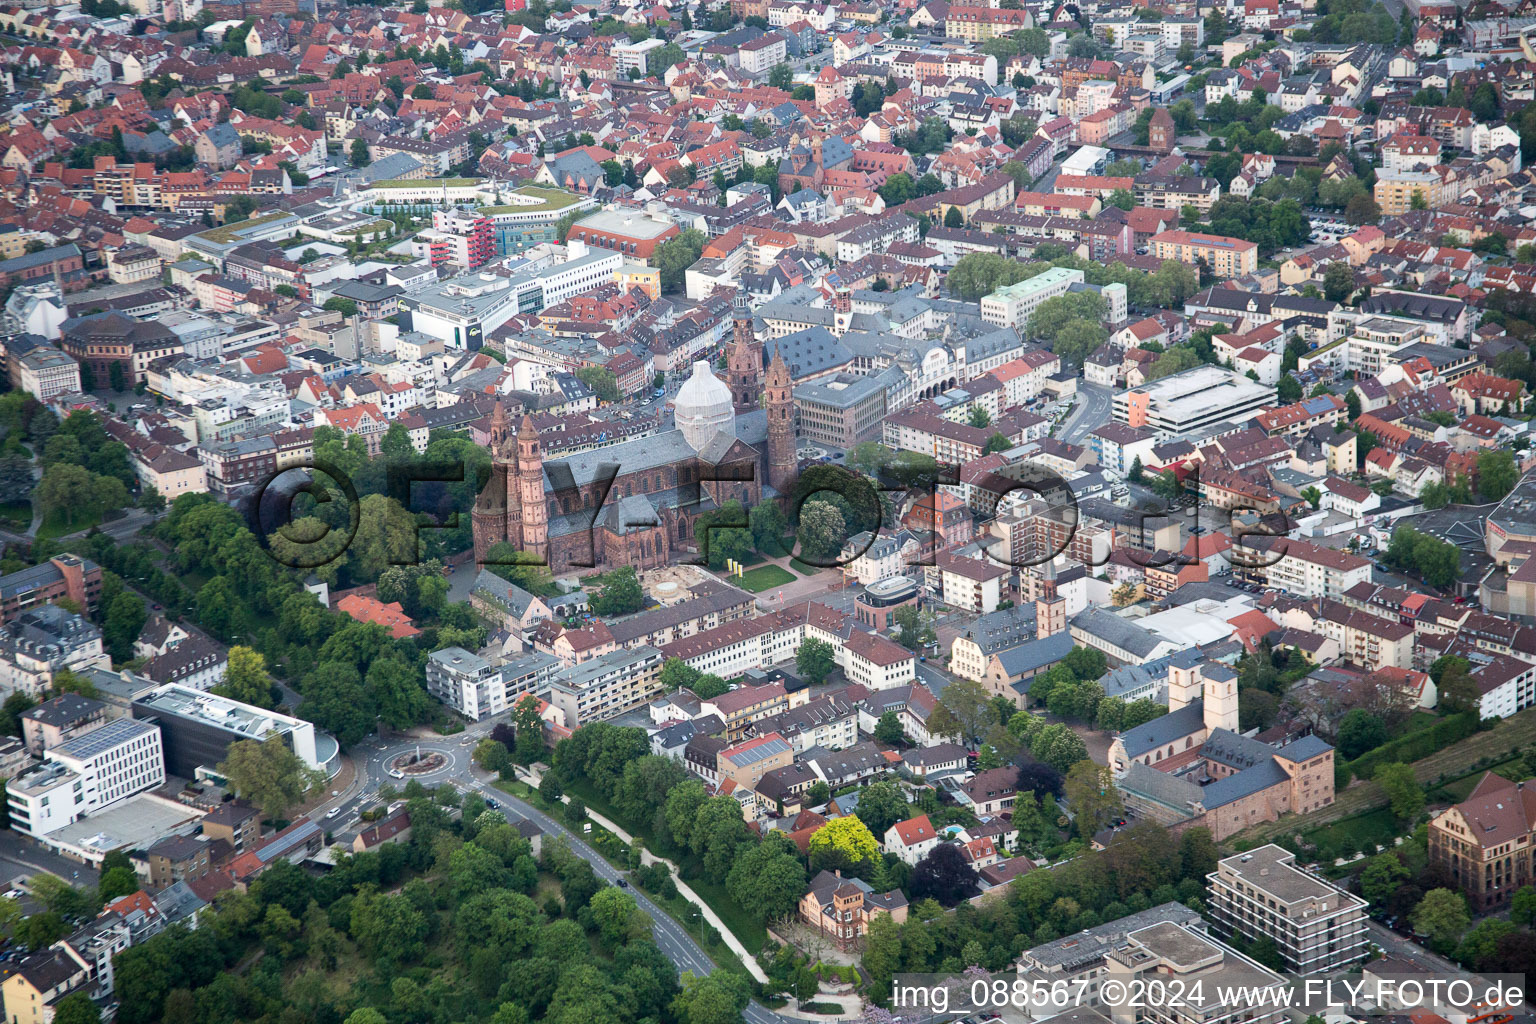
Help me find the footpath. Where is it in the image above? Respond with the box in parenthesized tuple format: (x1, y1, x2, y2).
(581, 804, 771, 984)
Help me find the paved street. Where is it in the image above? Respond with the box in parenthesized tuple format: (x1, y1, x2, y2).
(0, 833, 100, 890)
(1058, 382, 1112, 446)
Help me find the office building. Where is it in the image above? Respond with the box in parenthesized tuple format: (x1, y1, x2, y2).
(8, 718, 165, 838)
(1207, 844, 1369, 973)
(132, 683, 324, 778)
(793, 372, 889, 446)
(1114, 365, 1275, 436)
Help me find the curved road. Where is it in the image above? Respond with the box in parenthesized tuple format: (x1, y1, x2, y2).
(1058, 380, 1112, 446)
(319, 730, 811, 1024)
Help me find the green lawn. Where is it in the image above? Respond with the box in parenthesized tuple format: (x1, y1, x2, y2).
(735, 565, 795, 593)
(685, 875, 767, 954)
(1299, 806, 1401, 855)
(0, 502, 30, 530)
(789, 558, 825, 576)
(1438, 757, 1529, 802)
(34, 509, 99, 540)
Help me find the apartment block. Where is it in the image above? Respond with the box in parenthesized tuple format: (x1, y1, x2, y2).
(1104, 921, 1286, 1024)
(546, 644, 664, 726)
(1207, 845, 1369, 974)
(1148, 230, 1259, 279)
(426, 646, 558, 722)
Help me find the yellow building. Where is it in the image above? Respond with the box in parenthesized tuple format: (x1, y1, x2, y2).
(1, 951, 91, 1024)
(616, 264, 661, 300)
(1373, 171, 1446, 214)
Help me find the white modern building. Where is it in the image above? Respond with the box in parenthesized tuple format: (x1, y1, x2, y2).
(7, 718, 165, 838)
(980, 267, 1085, 328)
(1113, 365, 1275, 437)
(426, 647, 558, 722)
(1207, 844, 1369, 974)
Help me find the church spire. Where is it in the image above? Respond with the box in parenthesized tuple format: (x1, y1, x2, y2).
(765, 343, 795, 494)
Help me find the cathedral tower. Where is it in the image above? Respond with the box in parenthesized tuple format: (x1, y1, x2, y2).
(765, 344, 796, 494)
(726, 292, 762, 411)
(517, 414, 547, 561)
(472, 402, 511, 564)
(1203, 664, 1239, 734)
(1167, 653, 1203, 713)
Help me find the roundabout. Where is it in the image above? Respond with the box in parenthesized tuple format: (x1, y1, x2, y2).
(385, 746, 454, 778)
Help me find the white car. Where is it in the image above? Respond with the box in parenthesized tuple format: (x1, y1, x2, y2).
(326, 807, 342, 819)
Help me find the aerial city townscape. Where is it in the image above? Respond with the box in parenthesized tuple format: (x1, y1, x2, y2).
(5, 0, 1536, 1021)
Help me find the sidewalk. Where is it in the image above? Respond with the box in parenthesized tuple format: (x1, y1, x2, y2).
(582, 804, 770, 984)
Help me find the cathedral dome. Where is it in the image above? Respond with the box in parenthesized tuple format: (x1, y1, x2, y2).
(675, 360, 736, 452)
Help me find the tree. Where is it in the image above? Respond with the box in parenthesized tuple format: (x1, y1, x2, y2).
(50, 994, 99, 1024)
(1362, 851, 1410, 904)
(944, 206, 965, 229)
(1511, 884, 1536, 926)
(588, 887, 651, 951)
(854, 780, 908, 836)
(511, 693, 545, 762)
(725, 833, 806, 923)
(1178, 827, 1219, 880)
(652, 228, 706, 293)
(673, 971, 751, 1024)
(1323, 261, 1355, 303)
(213, 645, 273, 708)
(1478, 449, 1518, 502)
(1412, 888, 1470, 950)
(1431, 655, 1478, 713)
(98, 864, 141, 904)
(941, 679, 995, 744)
(796, 499, 846, 562)
(983, 433, 1012, 454)
(1335, 708, 1386, 760)
(796, 637, 837, 685)
(967, 406, 991, 428)
(1375, 762, 1423, 824)
(298, 663, 376, 748)
(1063, 760, 1123, 837)
(590, 566, 645, 616)
(217, 736, 324, 820)
(575, 366, 620, 403)
(909, 843, 981, 906)
(767, 62, 793, 89)
(808, 816, 880, 875)
(103, 591, 147, 663)
(875, 711, 905, 745)
(350, 138, 371, 167)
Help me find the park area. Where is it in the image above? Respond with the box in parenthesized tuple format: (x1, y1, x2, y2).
(736, 565, 796, 593)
